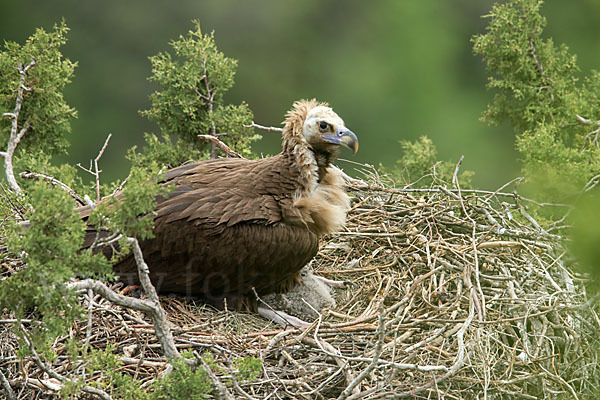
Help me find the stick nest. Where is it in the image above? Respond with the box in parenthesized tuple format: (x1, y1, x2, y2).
(2, 174, 599, 399)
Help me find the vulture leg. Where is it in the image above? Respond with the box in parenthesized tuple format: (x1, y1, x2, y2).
(313, 275, 356, 288)
(257, 306, 311, 328)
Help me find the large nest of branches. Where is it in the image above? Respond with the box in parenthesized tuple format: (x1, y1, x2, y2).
(2, 170, 599, 399)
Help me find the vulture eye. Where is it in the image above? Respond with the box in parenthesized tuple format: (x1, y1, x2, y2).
(318, 121, 329, 132)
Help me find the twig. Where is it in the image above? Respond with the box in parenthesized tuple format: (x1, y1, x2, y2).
(346, 183, 571, 209)
(584, 173, 600, 192)
(77, 133, 112, 203)
(395, 295, 475, 398)
(198, 134, 244, 158)
(68, 279, 154, 312)
(576, 114, 600, 150)
(244, 122, 283, 132)
(0, 368, 16, 400)
(85, 288, 94, 346)
(451, 155, 464, 190)
(225, 359, 258, 400)
(19, 171, 86, 206)
(197, 43, 218, 159)
(0, 182, 26, 220)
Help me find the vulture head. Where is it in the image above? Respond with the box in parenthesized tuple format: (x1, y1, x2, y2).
(302, 105, 359, 156)
(282, 100, 359, 187)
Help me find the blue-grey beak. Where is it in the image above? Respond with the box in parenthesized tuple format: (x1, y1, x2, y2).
(321, 127, 359, 154)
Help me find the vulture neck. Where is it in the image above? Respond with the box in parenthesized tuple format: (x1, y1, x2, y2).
(282, 133, 319, 196)
(282, 133, 338, 197)
(313, 150, 338, 182)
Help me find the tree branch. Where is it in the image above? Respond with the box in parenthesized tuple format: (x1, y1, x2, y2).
(77, 133, 112, 203)
(67, 279, 155, 313)
(67, 239, 181, 363)
(0, 369, 16, 400)
(196, 355, 236, 400)
(19, 170, 86, 205)
(198, 44, 218, 159)
(197, 134, 244, 158)
(1, 56, 37, 194)
(244, 122, 283, 133)
(576, 114, 600, 150)
(127, 236, 182, 361)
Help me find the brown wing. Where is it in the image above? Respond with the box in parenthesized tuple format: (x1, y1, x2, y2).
(155, 158, 291, 230)
(111, 155, 317, 308)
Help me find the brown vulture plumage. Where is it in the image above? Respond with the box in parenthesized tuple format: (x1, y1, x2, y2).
(87, 99, 358, 311)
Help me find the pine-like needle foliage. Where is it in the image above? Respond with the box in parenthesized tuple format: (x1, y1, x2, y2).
(472, 0, 600, 202)
(137, 20, 260, 169)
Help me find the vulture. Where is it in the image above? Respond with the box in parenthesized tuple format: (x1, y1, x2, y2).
(87, 99, 358, 320)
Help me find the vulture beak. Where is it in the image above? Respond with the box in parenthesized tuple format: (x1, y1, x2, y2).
(322, 127, 359, 154)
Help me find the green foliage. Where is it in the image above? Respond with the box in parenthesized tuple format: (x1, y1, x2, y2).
(0, 20, 263, 398)
(90, 163, 165, 243)
(387, 136, 473, 188)
(0, 20, 76, 156)
(140, 20, 258, 168)
(472, 0, 600, 202)
(234, 356, 262, 383)
(127, 132, 205, 171)
(0, 182, 110, 350)
(152, 356, 212, 400)
(14, 150, 87, 195)
(77, 344, 150, 400)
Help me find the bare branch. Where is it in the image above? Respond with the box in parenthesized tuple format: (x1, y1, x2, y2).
(67, 279, 155, 313)
(0, 369, 16, 400)
(67, 238, 181, 364)
(1, 56, 37, 194)
(19, 170, 86, 205)
(584, 173, 600, 192)
(77, 133, 112, 203)
(198, 134, 244, 159)
(196, 44, 218, 159)
(576, 114, 600, 149)
(452, 154, 465, 191)
(127, 237, 182, 361)
(244, 122, 283, 133)
(195, 352, 236, 400)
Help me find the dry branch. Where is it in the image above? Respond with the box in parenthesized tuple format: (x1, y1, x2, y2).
(1, 57, 37, 194)
(77, 133, 112, 203)
(244, 122, 283, 133)
(198, 134, 243, 158)
(19, 170, 86, 206)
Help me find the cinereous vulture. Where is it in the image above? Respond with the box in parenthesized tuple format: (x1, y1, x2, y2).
(87, 99, 358, 319)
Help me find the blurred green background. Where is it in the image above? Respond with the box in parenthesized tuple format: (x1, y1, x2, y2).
(2, 1, 599, 189)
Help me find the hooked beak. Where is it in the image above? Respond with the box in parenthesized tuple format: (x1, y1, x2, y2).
(321, 127, 359, 154)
